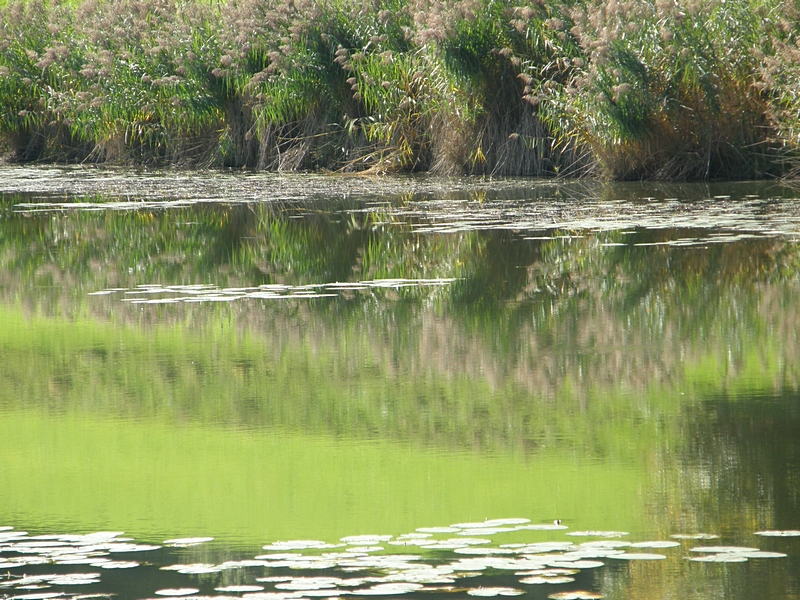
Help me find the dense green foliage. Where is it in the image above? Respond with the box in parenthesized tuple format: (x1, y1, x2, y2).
(5, 0, 800, 179)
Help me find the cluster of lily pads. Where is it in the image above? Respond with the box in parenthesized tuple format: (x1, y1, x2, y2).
(1, 522, 797, 600)
(88, 280, 458, 304)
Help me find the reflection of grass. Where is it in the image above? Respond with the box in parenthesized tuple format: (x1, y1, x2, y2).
(0, 303, 661, 459)
(0, 407, 645, 545)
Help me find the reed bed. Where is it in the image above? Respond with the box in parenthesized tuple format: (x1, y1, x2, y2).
(2, 0, 800, 179)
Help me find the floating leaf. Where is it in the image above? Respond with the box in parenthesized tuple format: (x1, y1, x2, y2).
(516, 569, 579, 577)
(519, 576, 575, 585)
(96, 561, 139, 569)
(547, 592, 604, 600)
(754, 530, 800, 537)
(547, 560, 604, 569)
(105, 543, 161, 552)
(453, 548, 517, 555)
(566, 532, 629, 538)
(629, 541, 680, 549)
(466, 587, 524, 596)
(262, 541, 337, 550)
(352, 584, 424, 595)
(687, 555, 748, 563)
(160, 564, 222, 575)
(275, 578, 341, 590)
(608, 554, 666, 560)
(45, 575, 101, 586)
(154, 589, 200, 597)
(341, 536, 393, 544)
(670, 534, 719, 540)
(517, 543, 575, 553)
(456, 529, 514, 536)
(163, 538, 214, 546)
(689, 547, 759, 554)
(215, 586, 265, 593)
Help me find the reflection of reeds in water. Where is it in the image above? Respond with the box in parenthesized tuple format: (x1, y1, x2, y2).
(7, 0, 800, 178)
(2, 200, 800, 458)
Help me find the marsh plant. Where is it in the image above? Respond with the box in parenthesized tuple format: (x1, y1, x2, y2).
(2, 0, 800, 179)
(543, 0, 791, 180)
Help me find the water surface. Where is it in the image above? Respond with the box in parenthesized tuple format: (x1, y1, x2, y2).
(1, 166, 799, 599)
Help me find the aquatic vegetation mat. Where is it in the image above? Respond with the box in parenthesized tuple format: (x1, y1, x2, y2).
(0, 519, 792, 600)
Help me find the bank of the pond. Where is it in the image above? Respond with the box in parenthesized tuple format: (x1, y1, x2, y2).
(3, 0, 800, 180)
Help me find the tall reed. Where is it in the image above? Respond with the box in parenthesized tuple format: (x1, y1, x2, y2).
(542, 0, 790, 180)
(2, 0, 800, 179)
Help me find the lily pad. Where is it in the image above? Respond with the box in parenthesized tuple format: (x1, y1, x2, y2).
(518, 542, 575, 553)
(689, 546, 760, 554)
(163, 538, 214, 546)
(608, 554, 666, 560)
(453, 548, 517, 555)
(482, 519, 530, 527)
(754, 530, 800, 537)
(154, 590, 199, 597)
(547, 560, 604, 569)
(579, 541, 630, 549)
(215, 586, 265, 593)
(45, 575, 101, 586)
(352, 584, 424, 595)
(566, 531, 629, 538)
(466, 587, 525, 596)
(687, 555, 748, 563)
(519, 576, 575, 585)
(456, 528, 514, 536)
(548, 592, 604, 600)
(670, 534, 719, 540)
(516, 569, 579, 577)
(275, 578, 341, 590)
(262, 541, 339, 551)
(97, 561, 139, 569)
(451, 523, 496, 529)
(629, 541, 680, 549)
(341, 536, 393, 544)
(738, 551, 787, 558)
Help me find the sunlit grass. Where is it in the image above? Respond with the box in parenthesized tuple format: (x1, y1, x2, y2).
(4, 0, 800, 179)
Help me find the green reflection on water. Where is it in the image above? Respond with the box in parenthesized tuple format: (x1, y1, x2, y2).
(0, 406, 643, 545)
(1, 176, 800, 599)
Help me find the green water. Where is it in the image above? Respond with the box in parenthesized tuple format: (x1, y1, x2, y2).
(1, 167, 799, 599)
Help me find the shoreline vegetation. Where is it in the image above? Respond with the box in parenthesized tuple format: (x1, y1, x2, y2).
(4, 0, 800, 180)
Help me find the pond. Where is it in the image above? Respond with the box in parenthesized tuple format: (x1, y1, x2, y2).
(1, 166, 799, 600)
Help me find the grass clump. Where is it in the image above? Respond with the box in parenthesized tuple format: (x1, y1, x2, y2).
(541, 0, 793, 180)
(3, 0, 800, 179)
